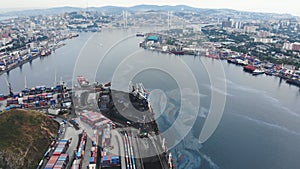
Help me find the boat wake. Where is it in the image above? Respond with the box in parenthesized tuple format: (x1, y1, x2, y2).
(232, 113, 300, 136)
(222, 78, 299, 117)
(261, 94, 299, 117)
(201, 153, 220, 169)
(202, 84, 233, 97)
(222, 78, 263, 94)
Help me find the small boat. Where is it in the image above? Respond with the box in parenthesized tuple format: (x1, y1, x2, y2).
(252, 68, 265, 75)
(227, 58, 237, 64)
(136, 32, 145, 37)
(236, 59, 248, 66)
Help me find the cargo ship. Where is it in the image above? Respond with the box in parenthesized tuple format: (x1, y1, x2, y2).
(77, 76, 91, 88)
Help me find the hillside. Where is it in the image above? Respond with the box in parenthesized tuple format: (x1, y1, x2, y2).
(0, 109, 59, 169)
(0, 5, 297, 19)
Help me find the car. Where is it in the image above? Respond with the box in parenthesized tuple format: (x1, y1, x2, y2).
(139, 132, 148, 138)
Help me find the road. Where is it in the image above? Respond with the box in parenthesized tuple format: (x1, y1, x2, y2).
(131, 129, 169, 169)
(111, 129, 127, 169)
(64, 120, 82, 169)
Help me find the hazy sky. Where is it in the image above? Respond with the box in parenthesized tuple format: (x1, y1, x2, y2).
(1, 0, 300, 16)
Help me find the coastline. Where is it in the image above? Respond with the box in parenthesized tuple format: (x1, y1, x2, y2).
(140, 32, 300, 89)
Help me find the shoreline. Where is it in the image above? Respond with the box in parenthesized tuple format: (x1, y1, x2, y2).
(140, 33, 300, 89)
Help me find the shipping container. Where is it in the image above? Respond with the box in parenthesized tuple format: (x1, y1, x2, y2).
(44, 167, 53, 169)
(48, 155, 59, 164)
(89, 157, 96, 164)
(46, 156, 59, 168)
(111, 156, 120, 166)
(53, 151, 62, 156)
(55, 160, 65, 166)
(55, 147, 64, 152)
(102, 155, 111, 167)
(53, 165, 65, 169)
(88, 164, 96, 169)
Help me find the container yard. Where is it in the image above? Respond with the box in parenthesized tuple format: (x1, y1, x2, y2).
(4, 83, 71, 111)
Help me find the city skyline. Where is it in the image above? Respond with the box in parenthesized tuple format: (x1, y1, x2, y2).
(0, 0, 300, 16)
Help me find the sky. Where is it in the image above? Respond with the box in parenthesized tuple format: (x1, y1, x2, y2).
(0, 0, 300, 16)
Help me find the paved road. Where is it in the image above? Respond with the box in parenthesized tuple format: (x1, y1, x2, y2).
(64, 121, 82, 169)
(131, 130, 144, 169)
(111, 129, 127, 169)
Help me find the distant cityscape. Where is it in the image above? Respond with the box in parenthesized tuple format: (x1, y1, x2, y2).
(1, 5, 300, 64)
(1, 5, 300, 169)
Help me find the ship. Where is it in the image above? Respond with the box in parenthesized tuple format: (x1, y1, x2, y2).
(41, 49, 52, 57)
(243, 65, 256, 73)
(265, 69, 276, 76)
(170, 50, 185, 55)
(77, 76, 91, 88)
(252, 68, 265, 75)
(227, 58, 237, 64)
(286, 77, 300, 87)
(136, 32, 145, 37)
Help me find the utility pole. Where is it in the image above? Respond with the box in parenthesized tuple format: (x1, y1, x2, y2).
(5, 75, 13, 97)
(168, 11, 172, 29)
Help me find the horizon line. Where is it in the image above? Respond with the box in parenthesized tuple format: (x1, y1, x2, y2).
(0, 4, 299, 17)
